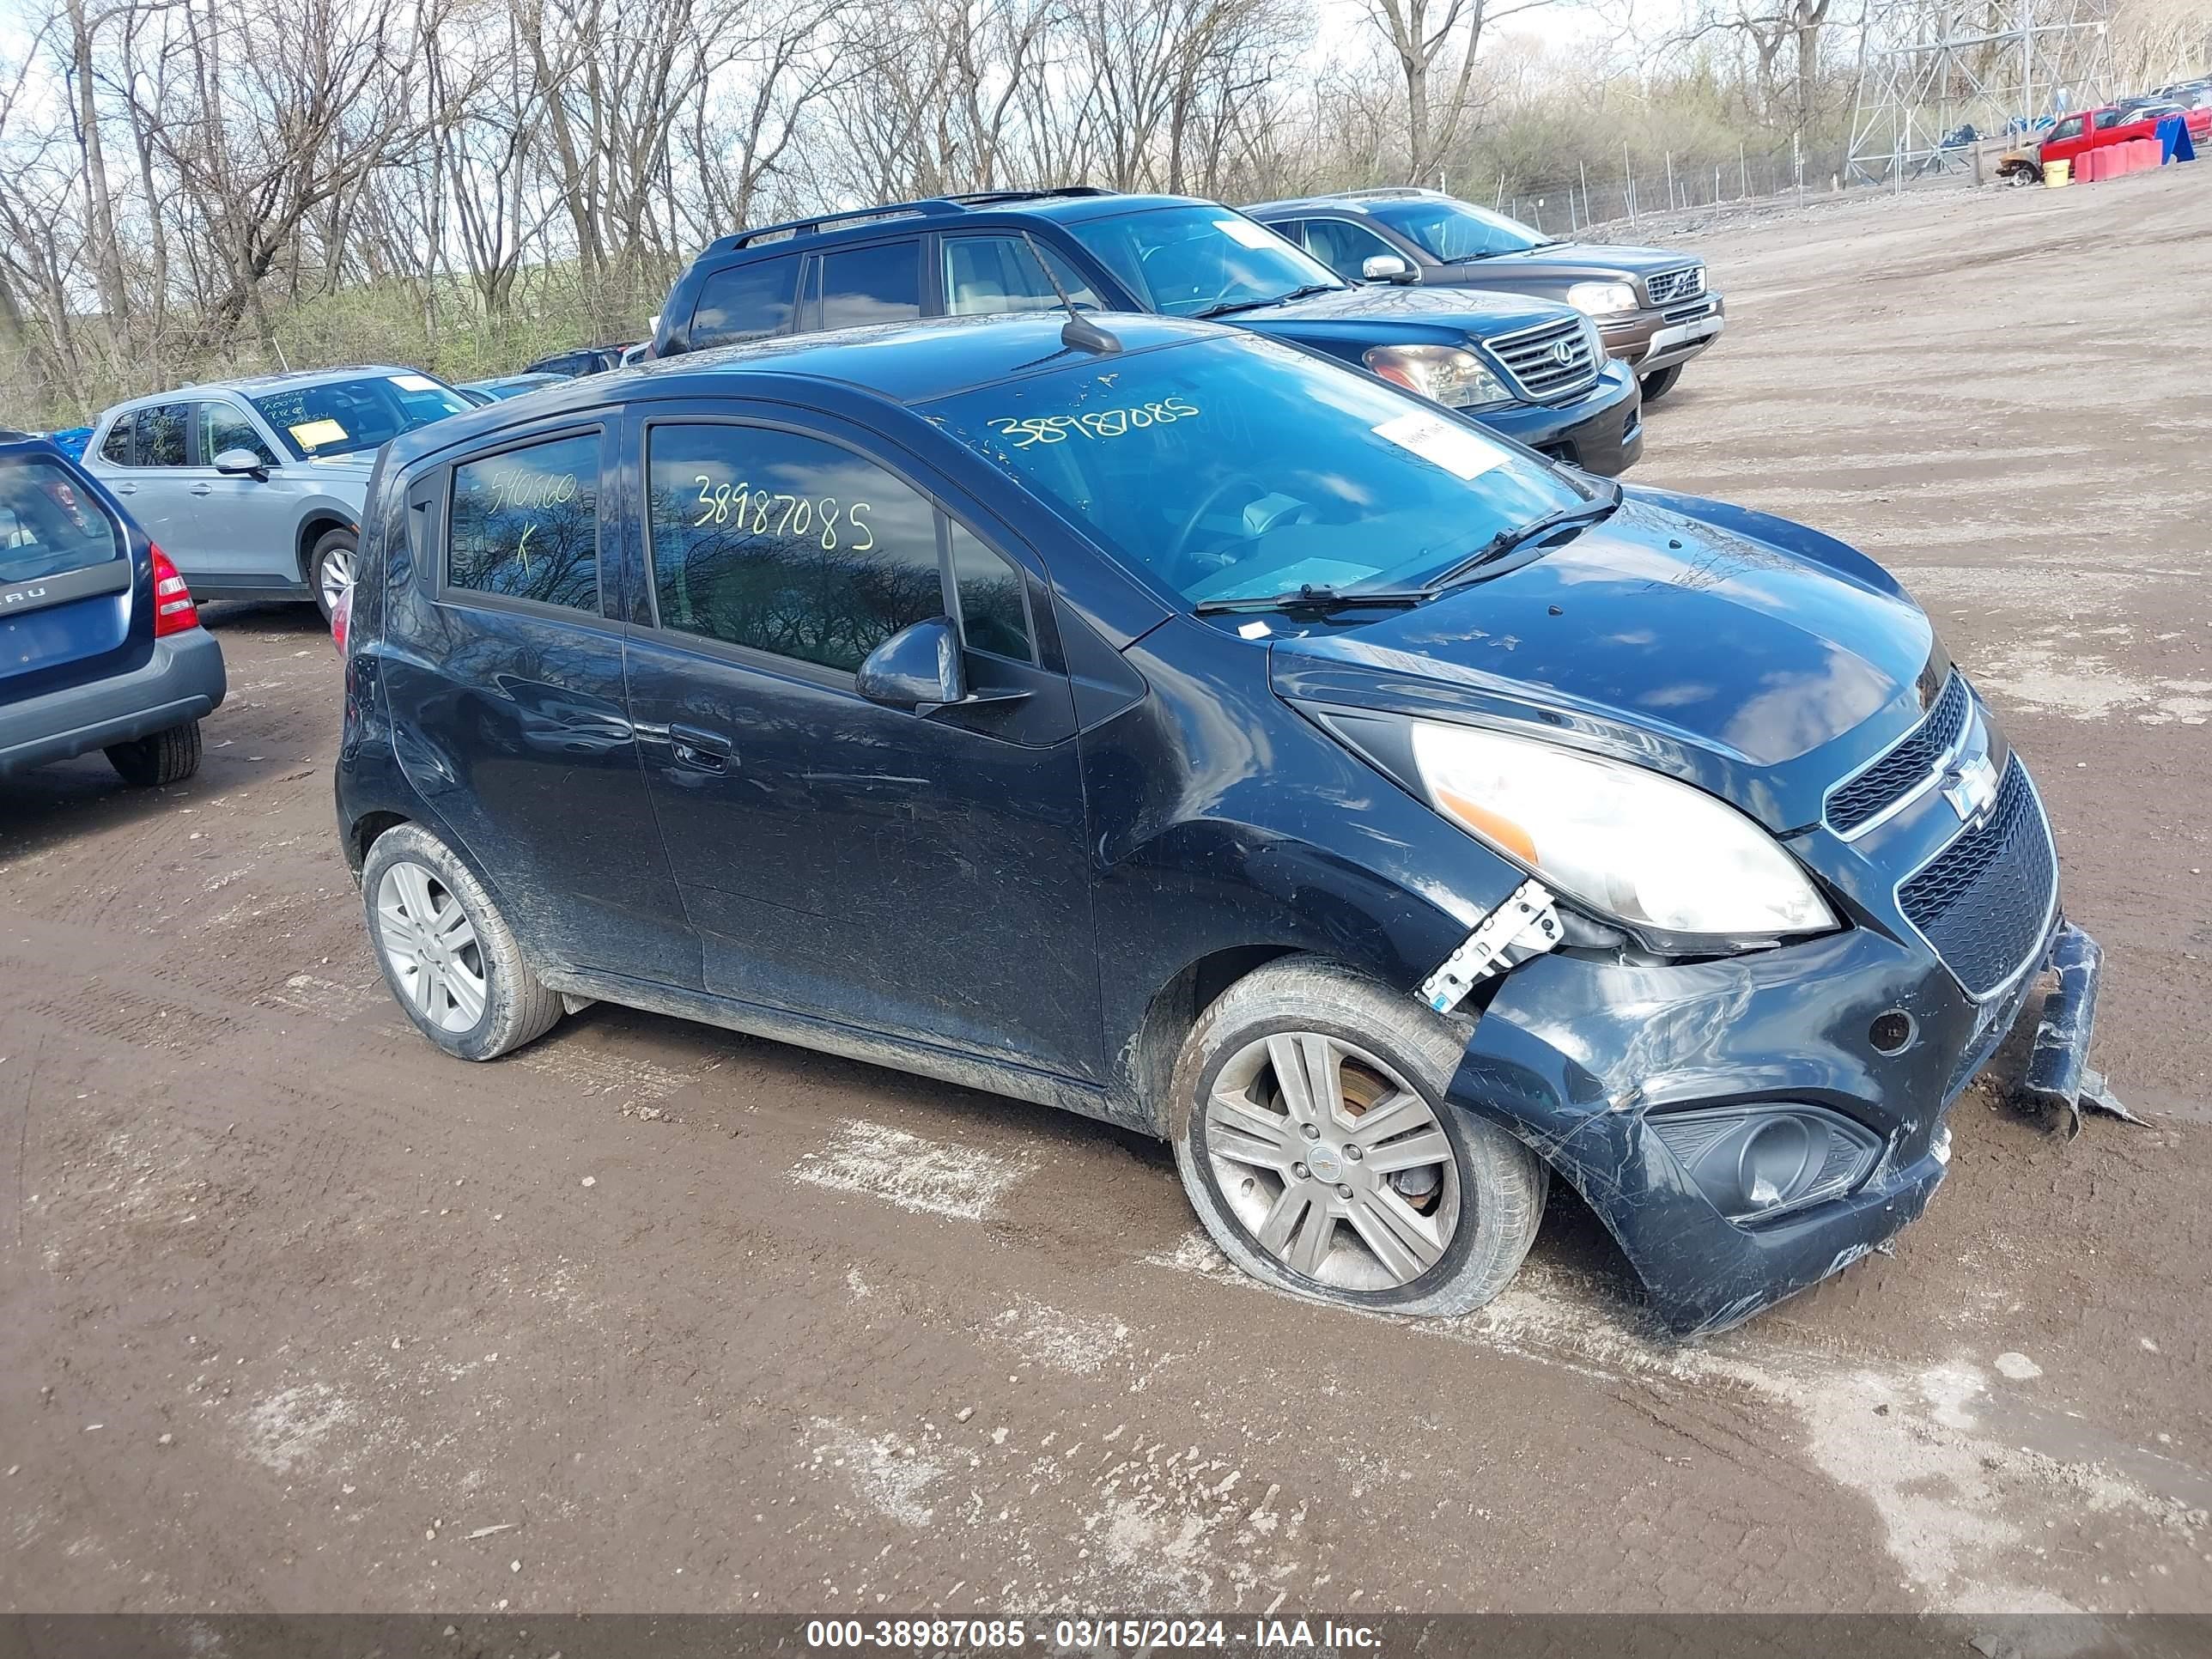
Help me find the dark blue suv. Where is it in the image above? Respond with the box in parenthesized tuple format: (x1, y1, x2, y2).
(2, 430, 225, 787)
(649, 188, 1644, 476)
(335, 312, 2100, 1335)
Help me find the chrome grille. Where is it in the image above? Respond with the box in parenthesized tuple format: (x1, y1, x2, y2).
(1826, 672, 1972, 835)
(1897, 759, 2057, 1000)
(1485, 317, 1599, 402)
(1645, 265, 1706, 305)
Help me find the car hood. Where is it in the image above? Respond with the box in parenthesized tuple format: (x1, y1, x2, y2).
(1266, 495, 1938, 831)
(300, 452, 380, 478)
(1437, 243, 1703, 286)
(1235, 281, 1579, 343)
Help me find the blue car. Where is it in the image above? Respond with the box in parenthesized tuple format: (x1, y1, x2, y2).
(331, 313, 2099, 1334)
(1, 429, 225, 786)
(648, 187, 1644, 476)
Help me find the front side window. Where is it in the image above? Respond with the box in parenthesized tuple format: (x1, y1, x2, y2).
(198, 402, 276, 467)
(99, 415, 134, 465)
(942, 235, 1103, 317)
(1365, 198, 1549, 262)
(1301, 217, 1403, 278)
(690, 256, 802, 349)
(251, 374, 473, 460)
(806, 241, 924, 331)
(0, 457, 123, 581)
(921, 334, 1583, 606)
(140, 404, 189, 467)
(2050, 116, 2083, 141)
(1064, 205, 1342, 319)
(947, 521, 1032, 662)
(647, 423, 942, 672)
(447, 432, 600, 612)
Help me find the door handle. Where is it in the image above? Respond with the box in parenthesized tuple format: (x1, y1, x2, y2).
(112, 482, 137, 495)
(189, 483, 213, 495)
(668, 723, 735, 772)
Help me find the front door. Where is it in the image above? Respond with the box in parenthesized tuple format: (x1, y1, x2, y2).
(177, 399, 298, 585)
(618, 406, 1103, 1080)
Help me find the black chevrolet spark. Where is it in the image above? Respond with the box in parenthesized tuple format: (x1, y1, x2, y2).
(336, 310, 2103, 1334)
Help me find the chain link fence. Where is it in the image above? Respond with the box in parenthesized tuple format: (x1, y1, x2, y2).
(1456, 142, 1861, 238)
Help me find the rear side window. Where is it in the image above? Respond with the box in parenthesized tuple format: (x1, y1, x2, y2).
(99, 416, 134, 465)
(0, 458, 123, 582)
(941, 235, 1103, 317)
(446, 433, 600, 613)
(647, 422, 941, 672)
(690, 256, 802, 349)
(805, 241, 923, 331)
(140, 404, 189, 466)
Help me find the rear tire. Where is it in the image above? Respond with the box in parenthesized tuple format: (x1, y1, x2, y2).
(1638, 363, 1684, 404)
(362, 823, 562, 1060)
(105, 720, 201, 787)
(1169, 957, 1546, 1317)
(309, 527, 357, 622)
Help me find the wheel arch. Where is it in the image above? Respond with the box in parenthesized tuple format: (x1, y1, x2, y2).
(1121, 944, 1315, 1135)
(296, 512, 358, 583)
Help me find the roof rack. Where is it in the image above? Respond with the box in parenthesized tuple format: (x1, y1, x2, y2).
(1334, 186, 1453, 202)
(714, 186, 1115, 252)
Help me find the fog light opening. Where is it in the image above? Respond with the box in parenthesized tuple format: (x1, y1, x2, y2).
(1737, 1117, 1814, 1210)
(1869, 1010, 1916, 1055)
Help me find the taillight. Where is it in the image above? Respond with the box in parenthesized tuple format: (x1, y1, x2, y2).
(150, 544, 199, 636)
(331, 583, 353, 657)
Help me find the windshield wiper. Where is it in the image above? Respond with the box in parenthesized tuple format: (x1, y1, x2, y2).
(1194, 283, 1340, 319)
(1421, 487, 1623, 590)
(1193, 582, 1433, 616)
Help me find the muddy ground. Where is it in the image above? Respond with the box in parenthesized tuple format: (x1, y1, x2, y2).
(5, 169, 2210, 1620)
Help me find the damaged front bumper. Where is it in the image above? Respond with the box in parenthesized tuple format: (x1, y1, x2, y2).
(1444, 912, 2098, 1336)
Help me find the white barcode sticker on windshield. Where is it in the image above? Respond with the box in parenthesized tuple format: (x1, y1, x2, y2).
(390, 374, 442, 392)
(1371, 412, 1510, 481)
(1213, 216, 1281, 251)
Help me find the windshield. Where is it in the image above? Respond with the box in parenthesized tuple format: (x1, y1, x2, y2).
(249, 374, 473, 459)
(1366, 198, 1549, 262)
(921, 335, 1585, 607)
(1064, 206, 1343, 319)
(1, 456, 123, 582)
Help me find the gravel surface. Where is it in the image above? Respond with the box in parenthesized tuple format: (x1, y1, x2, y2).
(4, 167, 2209, 1616)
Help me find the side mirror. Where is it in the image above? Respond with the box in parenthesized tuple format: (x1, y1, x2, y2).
(856, 617, 965, 713)
(1361, 253, 1416, 284)
(213, 447, 269, 480)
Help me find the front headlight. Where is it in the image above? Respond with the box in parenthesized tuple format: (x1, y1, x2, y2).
(1566, 281, 1639, 318)
(1407, 720, 1836, 945)
(1363, 344, 1515, 411)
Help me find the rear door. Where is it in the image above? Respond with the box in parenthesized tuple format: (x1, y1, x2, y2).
(0, 447, 148, 708)
(376, 421, 696, 988)
(618, 401, 1103, 1078)
(97, 402, 194, 574)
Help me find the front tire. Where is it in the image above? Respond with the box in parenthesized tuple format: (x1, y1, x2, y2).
(1169, 958, 1546, 1316)
(106, 720, 201, 787)
(1638, 363, 1683, 404)
(309, 526, 357, 622)
(362, 823, 562, 1060)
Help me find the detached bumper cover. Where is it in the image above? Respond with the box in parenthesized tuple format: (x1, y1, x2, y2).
(1445, 914, 2069, 1335)
(0, 628, 226, 776)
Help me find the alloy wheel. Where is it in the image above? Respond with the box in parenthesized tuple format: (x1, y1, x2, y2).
(318, 543, 356, 615)
(374, 860, 488, 1033)
(1202, 1032, 1462, 1291)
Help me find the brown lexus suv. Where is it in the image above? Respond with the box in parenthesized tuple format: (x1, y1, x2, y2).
(1247, 188, 1724, 404)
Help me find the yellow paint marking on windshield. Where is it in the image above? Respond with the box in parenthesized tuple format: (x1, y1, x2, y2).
(289, 418, 349, 449)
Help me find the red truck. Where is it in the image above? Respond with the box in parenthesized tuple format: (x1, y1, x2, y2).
(2006, 98, 2211, 181)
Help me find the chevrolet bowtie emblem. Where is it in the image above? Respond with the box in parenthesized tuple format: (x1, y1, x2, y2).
(1941, 750, 1999, 823)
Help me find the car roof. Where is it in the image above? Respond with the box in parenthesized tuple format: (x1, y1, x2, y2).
(98, 366, 444, 416)
(1245, 189, 1454, 217)
(386, 311, 1228, 469)
(697, 188, 1230, 260)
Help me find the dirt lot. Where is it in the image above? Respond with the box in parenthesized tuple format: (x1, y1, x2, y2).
(5, 169, 2211, 1620)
